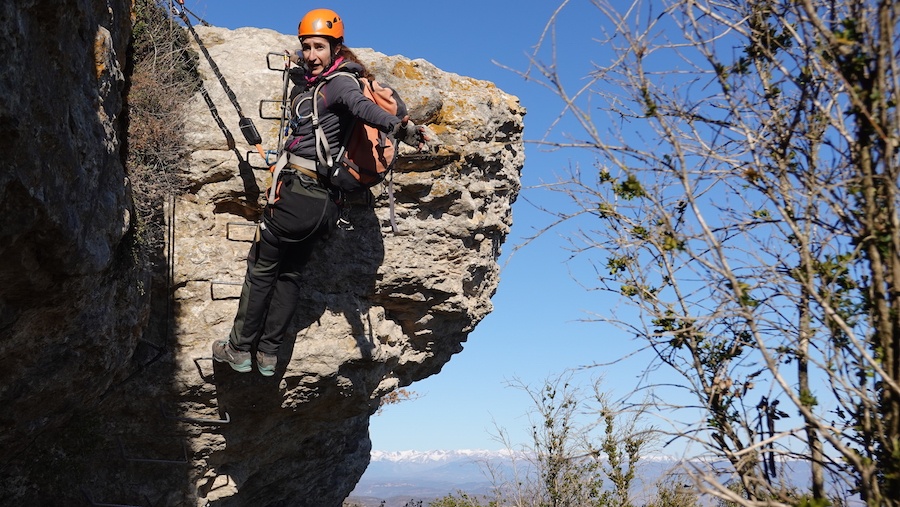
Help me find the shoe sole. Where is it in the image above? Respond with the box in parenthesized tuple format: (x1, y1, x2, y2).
(213, 355, 252, 373)
(256, 352, 277, 377)
(226, 361, 252, 373)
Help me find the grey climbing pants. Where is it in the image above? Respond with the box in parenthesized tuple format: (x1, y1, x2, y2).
(228, 172, 338, 355)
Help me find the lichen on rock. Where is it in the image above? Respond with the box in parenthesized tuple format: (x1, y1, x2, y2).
(0, 17, 523, 507)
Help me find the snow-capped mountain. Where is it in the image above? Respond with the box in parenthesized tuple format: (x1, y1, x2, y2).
(346, 450, 853, 507)
(350, 449, 692, 507)
(347, 449, 513, 506)
(369, 449, 516, 464)
(348, 450, 679, 506)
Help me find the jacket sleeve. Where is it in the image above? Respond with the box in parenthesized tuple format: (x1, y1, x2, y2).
(325, 74, 401, 133)
(393, 89, 409, 120)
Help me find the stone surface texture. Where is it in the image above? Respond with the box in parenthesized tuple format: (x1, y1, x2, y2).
(0, 0, 144, 474)
(0, 15, 523, 507)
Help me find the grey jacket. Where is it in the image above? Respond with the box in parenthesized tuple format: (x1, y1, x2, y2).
(284, 60, 406, 162)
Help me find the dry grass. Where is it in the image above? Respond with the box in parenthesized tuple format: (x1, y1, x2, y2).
(126, 0, 199, 257)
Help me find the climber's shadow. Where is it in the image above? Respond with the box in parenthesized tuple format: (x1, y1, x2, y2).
(281, 195, 386, 361)
(205, 197, 385, 494)
(210, 194, 385, 415)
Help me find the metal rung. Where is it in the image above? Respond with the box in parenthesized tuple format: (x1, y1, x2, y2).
(135, 338, 167, 361)
(210, 280, 242, 300)
(118, 436, 188, 465)
(266, 51, 289, 71)
(245, 148, 278, 167)
(226, 221, 256, 241)
(161, 402, 230, 425)
(258, 98, 286, 120)
(192, 356, 216, 383)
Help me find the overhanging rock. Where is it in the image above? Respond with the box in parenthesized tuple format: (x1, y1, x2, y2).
(169, 26, 524, 505)
(0, 19, 523, 505)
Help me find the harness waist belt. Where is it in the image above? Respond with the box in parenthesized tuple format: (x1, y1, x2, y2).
(286, 163, 319, 181)
(270, 152, 320, 202)
(286, 153, 316, 171)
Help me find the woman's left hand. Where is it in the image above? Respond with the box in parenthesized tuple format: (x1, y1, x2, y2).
(394, 116, 428, 151)
(285, 49, 302, 66)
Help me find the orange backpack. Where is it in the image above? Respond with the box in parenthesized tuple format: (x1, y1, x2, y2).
(312, 72, 402, 193)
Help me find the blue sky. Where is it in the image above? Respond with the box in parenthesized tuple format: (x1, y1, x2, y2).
(190, 0, 656, 453)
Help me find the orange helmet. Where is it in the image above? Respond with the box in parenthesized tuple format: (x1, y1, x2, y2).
(298, 9, 344, 40)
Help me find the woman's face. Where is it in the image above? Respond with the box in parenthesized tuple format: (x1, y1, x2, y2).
(301, 36, 336, 76)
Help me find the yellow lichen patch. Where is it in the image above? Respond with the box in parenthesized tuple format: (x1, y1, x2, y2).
(435, 100, 484, 128)
(429, 179, 456, 198)
(94, 30, 108, 78)
(429, 124, 452, 135)
(435, 103, 460, 123)
(448, 76, 474, 92)
(203, 32, 227, 46)
(448, 75, 496, 92)
(391, 60, 425, 80)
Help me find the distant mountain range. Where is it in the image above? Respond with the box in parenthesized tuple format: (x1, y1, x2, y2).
(347, 450, 506, 506)
(345, 450, 860, 507)
(346, 449, 686, 507)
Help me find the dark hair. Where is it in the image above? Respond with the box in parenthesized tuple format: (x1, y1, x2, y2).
(335, 42, 374, 80)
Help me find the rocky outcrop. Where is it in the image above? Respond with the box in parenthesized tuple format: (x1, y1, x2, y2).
(0, 0, 141, 469)
(0, 15, 523, 507)
(167, 26, 523, 506)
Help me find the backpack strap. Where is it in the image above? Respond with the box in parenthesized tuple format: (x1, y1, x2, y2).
(311, 71, 361, 171)
(311, 79, 333, 170)
(387, 169, 399, 234)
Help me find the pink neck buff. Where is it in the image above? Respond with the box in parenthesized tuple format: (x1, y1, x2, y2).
(305, 56, 345, 85)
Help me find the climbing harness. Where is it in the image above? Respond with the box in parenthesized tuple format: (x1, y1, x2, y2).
(171, 0, 267, 162)
(265, 152, 333, 243)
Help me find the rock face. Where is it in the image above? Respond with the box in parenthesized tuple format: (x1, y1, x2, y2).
(0, 16, 523, 507)
(168, 26, 524, 505)
(0, 0, 142, 469)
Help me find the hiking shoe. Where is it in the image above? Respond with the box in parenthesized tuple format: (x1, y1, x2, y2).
(256, 351, 277, 377)
(212, 340, 251, 373)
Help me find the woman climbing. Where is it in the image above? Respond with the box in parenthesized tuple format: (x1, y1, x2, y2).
(212, 8, 426, 376)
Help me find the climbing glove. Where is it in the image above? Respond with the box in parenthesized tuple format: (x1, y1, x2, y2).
(392, 116, 427, 150)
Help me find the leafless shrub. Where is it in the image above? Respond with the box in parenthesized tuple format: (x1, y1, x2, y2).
(126, 0, 199, 258)
(514, 0, 899, 505)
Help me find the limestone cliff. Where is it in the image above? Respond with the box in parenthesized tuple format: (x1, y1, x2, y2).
(0, 0, 142, 473)
(0, 12, 523, 507)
